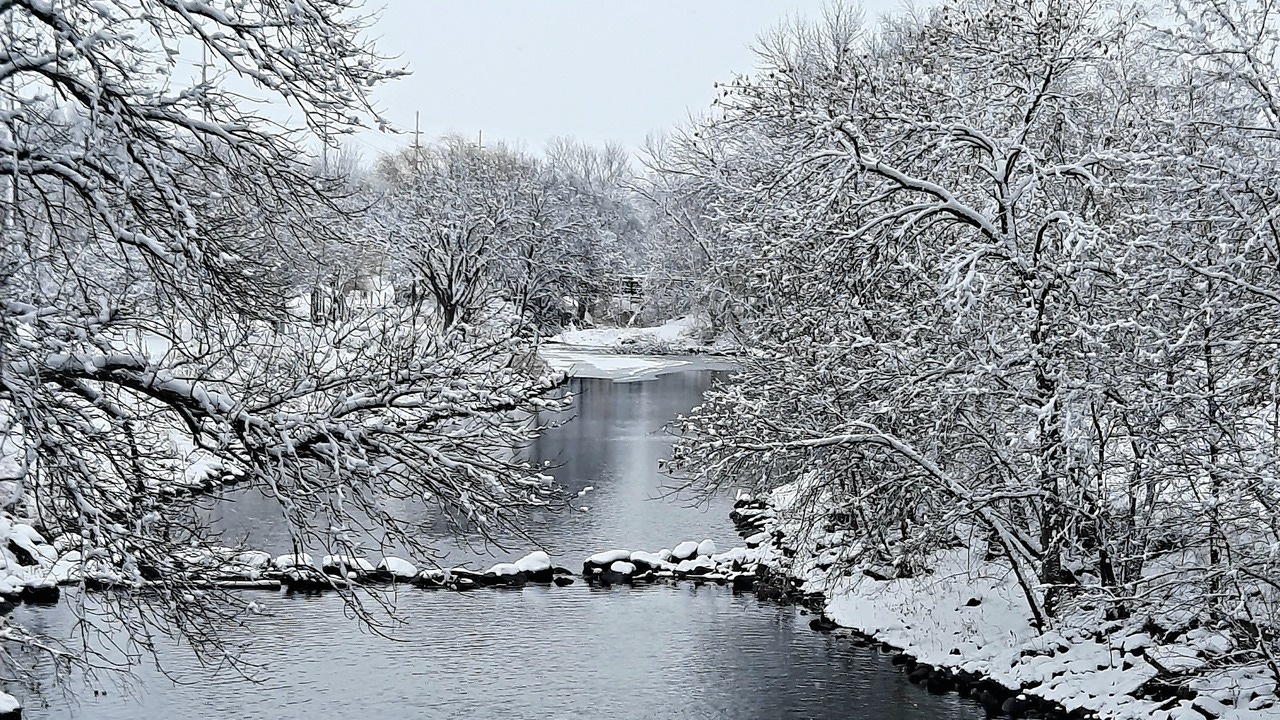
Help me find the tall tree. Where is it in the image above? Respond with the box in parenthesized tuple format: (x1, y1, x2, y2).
(0, 0, 566, 688)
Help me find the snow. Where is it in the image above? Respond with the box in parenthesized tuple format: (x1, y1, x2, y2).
(48, 551, 82, 584)
(671, 541, 700, 561)
(377, 557, 417, 579)
(629, 551, 671, 569)
(486, 562, 521, 577)
(322, 555, 375, 573)
(609, 561, 636, 575)
(273, 553, 314, 570)
(514, 551, 551, 574)
(675, 557, 715, 574)
(0, 691, 18, 714)
(588, 549, 632, 565)
(539, 348, 697, 382)
(540, 317, 734, 381)
(233, 551, 272, 569)
(551, 317, 699, 350)
(746, 485, 1280, 720)
(696, 539, 718, 557)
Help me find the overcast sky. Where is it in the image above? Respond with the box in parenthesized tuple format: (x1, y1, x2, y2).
(348, 1, 912, 159)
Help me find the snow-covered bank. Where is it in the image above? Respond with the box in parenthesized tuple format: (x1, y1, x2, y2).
(549, 316, 709, 353)
(539, 315, 738, 381)
(733, 490, 1280, 720)
(547, 316, 744, 356)
(539, 346, 736, 382)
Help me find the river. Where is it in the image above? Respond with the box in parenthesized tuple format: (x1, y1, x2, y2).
(16, 367, 983, 720)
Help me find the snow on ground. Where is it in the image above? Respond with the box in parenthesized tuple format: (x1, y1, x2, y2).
(539, 348, 703, 382)
(542, 316, 737, 381)
(744, 485, 1280, 720)
(551, 316, 701, 351)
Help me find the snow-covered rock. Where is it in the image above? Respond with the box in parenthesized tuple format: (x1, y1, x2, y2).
(515, 550, 551, 574)
(8, 523, 45, 561)
(376, 557, 418, 580)
(696, 539, 718, 557)
(486, 562, 521, 577)
(671, 541, 700, 561)
(512, 550, 555, 582)
(0, 690, 19, 719)
(233, 551, 272, 570)
(587, 549, 631, 566)
(48, 551, 83, 584)
(274, 553, 314, 570)
(322, 555, 375, 578)
(609, 561, 636, 576)
(629, 551, 671, 571)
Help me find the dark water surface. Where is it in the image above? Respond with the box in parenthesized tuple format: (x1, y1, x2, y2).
(18, 371, 982, 720)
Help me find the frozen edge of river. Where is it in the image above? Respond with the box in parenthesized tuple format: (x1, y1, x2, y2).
(731, 489, 1280, 720)
(539, 316, 740, 382)
(538, 345, 737, 382)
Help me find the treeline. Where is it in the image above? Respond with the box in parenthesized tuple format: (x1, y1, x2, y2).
(299, 135, 697, 332)
(662, 0, 1280, 679)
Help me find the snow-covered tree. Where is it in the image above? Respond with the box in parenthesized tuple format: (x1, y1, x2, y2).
(667, 0, 1280, 689)
(0, 0, 567, 688)
(375, 136, 647, 331)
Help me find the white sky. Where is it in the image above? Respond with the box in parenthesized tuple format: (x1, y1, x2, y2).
(348, 1, 913, 159)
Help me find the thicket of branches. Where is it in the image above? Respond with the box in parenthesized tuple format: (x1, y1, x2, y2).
(370, 136, 646, 332)
(665, 0, 1280, 681)
(0, 0, 581, 686)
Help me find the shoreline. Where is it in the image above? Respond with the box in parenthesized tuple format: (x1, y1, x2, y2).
(729, 492, 1279, 720)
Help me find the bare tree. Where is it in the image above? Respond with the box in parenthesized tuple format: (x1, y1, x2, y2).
(0, 0, 568, 697)
(666, 5, 1280, 695)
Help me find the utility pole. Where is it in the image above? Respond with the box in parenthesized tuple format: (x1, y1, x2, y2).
(201, 42, 208, 123)
(322, 117, 329, 174)
(413, 110, 422, 171)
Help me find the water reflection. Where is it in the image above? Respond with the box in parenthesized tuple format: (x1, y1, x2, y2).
(15, 370, 981, 720)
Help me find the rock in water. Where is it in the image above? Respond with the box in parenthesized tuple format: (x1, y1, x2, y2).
(924, 671, 954, 694)
(696, 539, 718, 557)
(587, 549, 631, 566)
(515, 551, 554, 582)
(234, 551, 273, 570)
(629, 551, 670, 572)
(808, 616, 839, 633)
(322, 555, 375, 579)
(273, 553, 314, 570)
(583, 549, 631, 575)
(671, 541, 699, 561)
(376, 557, 418, 581)
(0, 690, 18, 720)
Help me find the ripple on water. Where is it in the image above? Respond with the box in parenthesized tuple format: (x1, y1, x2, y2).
(15, 372, 981, 720)
(23, 582, 980, 720)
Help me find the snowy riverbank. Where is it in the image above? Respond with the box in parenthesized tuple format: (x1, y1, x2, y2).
(539, 316, 739, 381)
(547, 316, 714, 354)
(731, 488, 1280, 720)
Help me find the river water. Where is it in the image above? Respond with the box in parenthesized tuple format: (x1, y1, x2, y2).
(16, 367, 982, 720)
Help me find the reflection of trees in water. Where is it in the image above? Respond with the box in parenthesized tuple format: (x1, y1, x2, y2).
(208, 371, 722, 565)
